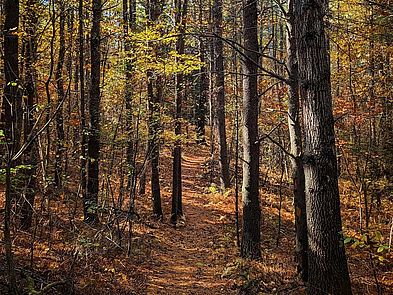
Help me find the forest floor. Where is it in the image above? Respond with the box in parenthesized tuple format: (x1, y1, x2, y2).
(0, 140, 392, 294)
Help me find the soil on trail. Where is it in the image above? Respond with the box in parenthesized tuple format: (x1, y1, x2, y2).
(143, 144, 236, 294)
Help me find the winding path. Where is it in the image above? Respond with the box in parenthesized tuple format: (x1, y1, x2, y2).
(145, 144, 236, 294)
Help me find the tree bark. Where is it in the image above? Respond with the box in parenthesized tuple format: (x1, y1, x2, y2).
(1, 0, 21, 153)
(20, 0, 38, 230)
(123, 0, 138, 214)
(147, 0, 163, 219)
(195, 2, 207, 144)
(171, 0, 188, 225)
(2, 0, 20, 293)
(85, 0, 102, 224)
(54, 0, 66, 190)
(78, 0, 87, 212)
(240, 0, 261, 259)
(295, 0, 352, 292)
(212, 0, 230, 189)
(286, 0, 308, 281)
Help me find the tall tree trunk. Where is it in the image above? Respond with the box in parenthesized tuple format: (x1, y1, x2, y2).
(196, 41, 208, 144)
(147, 0, 163, 219)
(54, 0, 66, 190)
(2, 0, 21, 154)
(2, 0, 20, 293)
(295, 0, 352, 292)
(195, 1, 207, 144)
(212, 0, 230, 189)
(171, 0, 188, 225)
(85, 0, 102, 224)
(20, 0, 38, 230)
(123, 0, 137, 213)
(286, 0, 308, 281)
(240, 0, 261, 259)
(78, 0, 87, 207)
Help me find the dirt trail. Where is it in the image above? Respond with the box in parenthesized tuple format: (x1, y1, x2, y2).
(146, 144, 236, 295)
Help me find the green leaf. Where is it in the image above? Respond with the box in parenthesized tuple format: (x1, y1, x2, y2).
(374, 231, 382, 241)
(209, 183, 217, 194)
(377, 246, 385, 253)
(344, 237, 352, 244)
(351, 240, 360, 249)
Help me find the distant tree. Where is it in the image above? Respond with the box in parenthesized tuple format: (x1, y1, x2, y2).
(147, 0, 163, 219)
(78, 0, 87, 207)
(195, 1, 208, 144)
(212, 0, 230, 189)
(171, 0, 188, 225)
(54, 0, 66, 190)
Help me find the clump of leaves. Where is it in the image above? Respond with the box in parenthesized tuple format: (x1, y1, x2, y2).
(221, 259, 261, 294)
(344, 230, 391, 262)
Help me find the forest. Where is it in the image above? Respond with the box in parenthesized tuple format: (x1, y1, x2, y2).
(0, 0, 392, 294)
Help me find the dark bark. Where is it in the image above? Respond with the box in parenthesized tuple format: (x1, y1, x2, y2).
(195, 0, 207, 144)
(212, 0, 230, 189)
(2, 1, 20, 293)
(147, 72, 163, 218)
(54, 0, 66, 190)
(147, 0, 163, 219)
(171, 0, 188, 225)
(240, 0, 261, 259)
(123, 0, 137, 214)
(85, 0, 102, 224)
(195, 34, 208, 143)
(20, 0, 38, 230)
(79, 0, 87, 205)
(286, 0, 308, 282)
(2, 0, 21, 153)
(295, 0, 352, 292)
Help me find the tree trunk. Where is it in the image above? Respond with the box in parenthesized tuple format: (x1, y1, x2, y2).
(286, 0, 308, 281)
(79, 0, 87, 211)
(147, 0, 163, 219)
(295, 0, 352, 292)
(240, 0, 261, 259)
(171, 0, 188, 225)
(195, 0, 207, 144)
(123, 0, 138, 214)
(2, 0, 21, 154)
(85, 0, 102, 224)
(2, 0, 20, 293)
(54, 0, 66, 190)
(20, 0, 38, 230)
(195, 3, 207, 145)
(212, 0, 230, 189)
